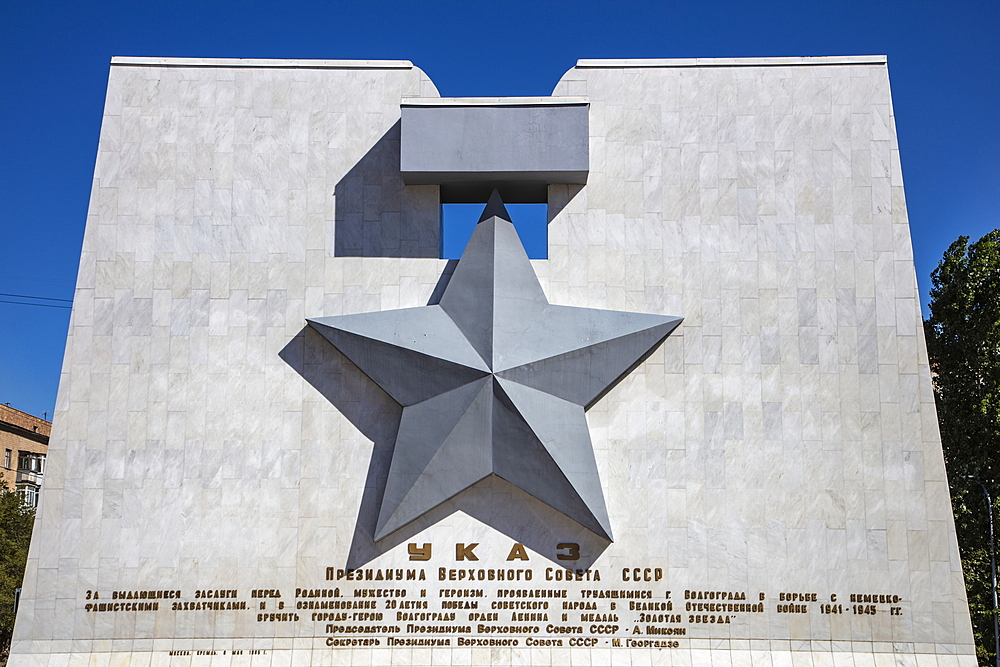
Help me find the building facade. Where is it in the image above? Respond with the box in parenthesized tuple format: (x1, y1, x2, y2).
(9, 56, 975, 666)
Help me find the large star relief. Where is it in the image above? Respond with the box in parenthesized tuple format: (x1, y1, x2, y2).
(308, 192, 682, 542)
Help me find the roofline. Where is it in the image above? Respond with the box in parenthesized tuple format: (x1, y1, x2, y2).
(0, 403, 51, 426)
(110, 56, 414, 69)
(574, 55, 886, 68)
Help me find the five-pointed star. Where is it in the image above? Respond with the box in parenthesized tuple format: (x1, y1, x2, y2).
(308, 192, 682, 541)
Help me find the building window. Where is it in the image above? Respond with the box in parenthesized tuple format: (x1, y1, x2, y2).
(4, 449, 10, 469)
(17, 452, 44, 474)
(17, 483, 39, 508)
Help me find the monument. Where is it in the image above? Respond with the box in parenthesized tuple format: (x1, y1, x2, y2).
(9, 55, 976, 666)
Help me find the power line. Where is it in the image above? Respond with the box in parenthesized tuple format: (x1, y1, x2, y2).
(0, 299, 72, 310)
(0, 274, 75, 284)
(0, 292, 73, 310)
(0, 292, 73, 303)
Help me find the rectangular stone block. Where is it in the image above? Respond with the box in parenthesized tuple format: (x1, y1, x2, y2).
(401, 98, 589, 201)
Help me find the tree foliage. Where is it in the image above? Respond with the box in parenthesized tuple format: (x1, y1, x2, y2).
(0, 482, 35, 662)
(925, 230, 1000, 666)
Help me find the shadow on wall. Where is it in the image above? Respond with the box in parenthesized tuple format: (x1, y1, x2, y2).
(547, 183, 584, 225)
(427, 260, 458, 305)
(334, 121, 584, 258)
(334, 120, 440, 258)
(279, 326, 610, 570)
(304, 123, 597, 565)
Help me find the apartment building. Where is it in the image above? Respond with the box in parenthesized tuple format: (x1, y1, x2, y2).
(0, 403, 49, 507)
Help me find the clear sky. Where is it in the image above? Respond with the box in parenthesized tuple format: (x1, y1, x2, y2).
(1, 0, 997, 419)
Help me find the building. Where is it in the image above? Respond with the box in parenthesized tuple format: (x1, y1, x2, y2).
(8, 56, 975, 666)
(0, 404, 49, 507)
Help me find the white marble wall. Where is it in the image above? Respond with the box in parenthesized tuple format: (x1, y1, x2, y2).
(8, 57, 975, 666)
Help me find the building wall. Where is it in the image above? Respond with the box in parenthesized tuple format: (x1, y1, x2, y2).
(549, 56, 973, 655)
(8, 56, 974, 666)
(0, 404, 50, 504)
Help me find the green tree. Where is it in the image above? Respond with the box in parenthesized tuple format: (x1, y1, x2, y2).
(0, 482, 34, 662)
(925, 230, 1000, 666)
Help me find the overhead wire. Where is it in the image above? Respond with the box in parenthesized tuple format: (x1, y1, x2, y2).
(0, 300, 72, 309)
(0, 292, 73, 303)
(0, 292, 74, 309)
(0, 274, 74, 284)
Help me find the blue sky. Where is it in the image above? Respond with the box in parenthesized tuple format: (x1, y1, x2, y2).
(1, 0, 997, 419)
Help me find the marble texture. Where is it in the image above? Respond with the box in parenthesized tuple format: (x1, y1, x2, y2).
(7, 56, 974, 666)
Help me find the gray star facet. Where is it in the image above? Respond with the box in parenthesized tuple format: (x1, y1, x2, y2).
(308, 192, 682, 542)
